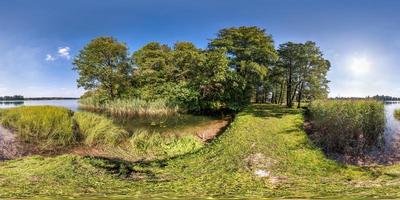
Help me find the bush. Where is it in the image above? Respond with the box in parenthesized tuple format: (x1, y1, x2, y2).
(0, 106, 75, 148)
(394, 109, 400, 120)
(309, 100, 385, 155)
(73, 112, 129, 146)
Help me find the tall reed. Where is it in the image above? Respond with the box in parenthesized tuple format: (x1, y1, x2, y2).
(0, 106, 76, 149)
(309, 99, 385, 155)
(79, 97, 178, 118)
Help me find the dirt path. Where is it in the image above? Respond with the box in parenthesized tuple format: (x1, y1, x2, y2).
(0, 125, 25, 161)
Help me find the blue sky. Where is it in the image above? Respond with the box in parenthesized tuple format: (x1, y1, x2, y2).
(0, 0, 399, 97)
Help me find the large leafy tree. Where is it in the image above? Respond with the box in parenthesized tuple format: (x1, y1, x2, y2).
(73, 37, 132, 100)
(209, 26, 278, 102)
(131, 42, 172, 99)
(277, 41, 330, 108)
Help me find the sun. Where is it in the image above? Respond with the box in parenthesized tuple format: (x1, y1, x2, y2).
(350, 56, 371, 74)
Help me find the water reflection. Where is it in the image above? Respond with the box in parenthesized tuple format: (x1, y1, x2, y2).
(384, 101, 400, 156)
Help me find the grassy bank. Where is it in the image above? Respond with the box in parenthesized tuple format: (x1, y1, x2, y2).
(0, 106, 203, 162)
(3, 104, 400, 198)
(309, 99, 385, 155)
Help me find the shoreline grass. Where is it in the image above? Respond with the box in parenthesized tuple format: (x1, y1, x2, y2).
(79, 97, 179, 119)
(0, 106, 76, 149)
(309, 99, 385, 155)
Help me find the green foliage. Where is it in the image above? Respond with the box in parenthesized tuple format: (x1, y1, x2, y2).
(209, 26, 278, 102)
(275, 41, 330, 108)
(73, 27, 330, 113)
(73, 37, 132, 100)
(73, 112, 129, 146)
(309, 100, 385, 154)
(0, 106, 75, 149)
(395, 109, 400, 120)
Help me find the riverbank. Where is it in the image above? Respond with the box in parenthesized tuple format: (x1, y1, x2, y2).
(3, 104, 400, 198)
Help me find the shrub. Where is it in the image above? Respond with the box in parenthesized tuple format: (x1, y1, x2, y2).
(394, 109, 400, 120)
(309, 99, 385, 155)
(0, 106, 75, 148)
(73, 112, 129, 146)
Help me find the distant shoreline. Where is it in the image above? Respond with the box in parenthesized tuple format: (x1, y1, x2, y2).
(0, 97, 79, 101)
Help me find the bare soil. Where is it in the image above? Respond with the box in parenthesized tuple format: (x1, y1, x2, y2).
(0, 125, 29, 160)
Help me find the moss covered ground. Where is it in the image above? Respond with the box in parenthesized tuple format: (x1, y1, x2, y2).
(3, 104, 400, 199)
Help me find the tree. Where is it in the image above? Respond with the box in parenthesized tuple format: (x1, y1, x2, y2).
(209, 26, 278, 103)
(277, 41, 330, 108)
(295, 41, 330, 108)
(132, 42, 172, 100)
(73, 37, 131, 100)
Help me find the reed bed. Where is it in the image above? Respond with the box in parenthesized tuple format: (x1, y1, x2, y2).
(309, 99, 385, 155)
(79, 97, 178, 118)
(0, 106, 76, 148)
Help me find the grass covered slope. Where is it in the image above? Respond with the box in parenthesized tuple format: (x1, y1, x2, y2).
(3, 104, 400, 198)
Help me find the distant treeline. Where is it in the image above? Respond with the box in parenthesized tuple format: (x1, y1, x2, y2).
(0, 95, 78, 101)
(332, 95, 400, 101)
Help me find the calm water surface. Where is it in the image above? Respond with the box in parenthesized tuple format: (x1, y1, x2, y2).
(0, 99, 79, 111)
(384, 102, 400, 155)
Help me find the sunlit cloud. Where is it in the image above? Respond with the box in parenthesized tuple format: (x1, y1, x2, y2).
(45, 46, 71, 61)
(45, 54, 55, 61)
(58, 46, 71, 59)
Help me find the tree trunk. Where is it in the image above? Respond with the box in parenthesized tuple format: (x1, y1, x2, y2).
(286, 65, 293, 108)
(297, 81, 304, 108)
(278, 81, 284, 105)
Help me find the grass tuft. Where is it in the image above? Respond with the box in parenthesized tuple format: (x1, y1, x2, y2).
(108, 129, 203, 161)
(73, 112, 129, 146)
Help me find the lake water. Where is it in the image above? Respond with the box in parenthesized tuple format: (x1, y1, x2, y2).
(0, 99, 79, 111)
(384, 102, 400, 156)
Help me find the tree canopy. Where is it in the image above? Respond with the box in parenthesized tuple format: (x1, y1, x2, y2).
(73, 26, 331, 112)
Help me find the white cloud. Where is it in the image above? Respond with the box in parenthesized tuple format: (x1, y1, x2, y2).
(58, 46, 71, 59)
(45, 54, 55, 61)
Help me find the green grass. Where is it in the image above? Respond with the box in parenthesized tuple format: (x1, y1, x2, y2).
(395, 109, 400, 120)
(309, 99, 385, 155)
(108, 129, 203, 161)
(0, 106, 76, 149)
(4, 104, 400, 198)
(73, 112, 129, 146)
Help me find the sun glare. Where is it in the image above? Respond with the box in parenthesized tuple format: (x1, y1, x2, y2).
(350, 56, 371, 74)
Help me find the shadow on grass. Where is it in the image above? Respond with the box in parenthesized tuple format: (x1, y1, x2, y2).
(243, 103, 302, 119)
